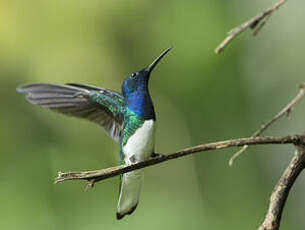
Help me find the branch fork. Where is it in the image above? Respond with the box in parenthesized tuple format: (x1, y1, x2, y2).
(258, 143, 305, 230)
(215, 0, 288, 54)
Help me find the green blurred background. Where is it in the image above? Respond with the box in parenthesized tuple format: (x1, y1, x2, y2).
(1, 0, 305, 229)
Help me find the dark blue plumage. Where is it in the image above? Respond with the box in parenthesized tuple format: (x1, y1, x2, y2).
(122, 48, 171, 120)
(122, 68, 155, 120)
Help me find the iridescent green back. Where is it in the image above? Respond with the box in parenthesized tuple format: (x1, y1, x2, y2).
(119, 108, 145, 163)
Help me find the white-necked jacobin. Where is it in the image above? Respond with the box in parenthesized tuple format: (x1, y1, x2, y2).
(17, 47, 171, 219)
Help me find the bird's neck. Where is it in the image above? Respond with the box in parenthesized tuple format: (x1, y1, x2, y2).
(125, 87, 155, 120)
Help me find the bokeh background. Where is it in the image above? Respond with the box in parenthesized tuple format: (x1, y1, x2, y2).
(1, 0, 305, 229)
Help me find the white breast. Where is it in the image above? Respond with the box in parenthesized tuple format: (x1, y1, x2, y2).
(123, 119, 155, 163)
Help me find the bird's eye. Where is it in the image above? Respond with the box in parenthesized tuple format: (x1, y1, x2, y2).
(130, 72, 137, 79)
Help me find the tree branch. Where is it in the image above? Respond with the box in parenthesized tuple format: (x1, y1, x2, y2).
(55, 135, 305, 186)
(229, 83, 305, 166)
(258, 144, 305, 230)
(54, 82, 305, 229)
(215, 0, 287, 54)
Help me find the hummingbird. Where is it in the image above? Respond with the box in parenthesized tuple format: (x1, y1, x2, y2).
(17, 47, 171, 219)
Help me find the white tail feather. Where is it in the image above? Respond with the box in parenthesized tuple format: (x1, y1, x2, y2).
(117, 170, 143, 219)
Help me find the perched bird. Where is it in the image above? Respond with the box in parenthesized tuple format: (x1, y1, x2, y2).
(17, 47, 171, 219)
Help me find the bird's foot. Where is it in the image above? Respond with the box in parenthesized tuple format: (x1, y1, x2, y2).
(151, 153, 165, 159)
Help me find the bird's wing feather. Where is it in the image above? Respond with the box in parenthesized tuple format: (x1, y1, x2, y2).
(17, 83, 125, 141)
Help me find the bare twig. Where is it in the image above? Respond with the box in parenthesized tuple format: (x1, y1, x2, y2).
(215, 0, 287, 54)
(229, 83, 305, 166)
(258, 144, 305, 230)
(55, 135, 304, 185)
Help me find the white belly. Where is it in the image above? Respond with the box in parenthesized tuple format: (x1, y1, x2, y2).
(123, 120, 155, 163)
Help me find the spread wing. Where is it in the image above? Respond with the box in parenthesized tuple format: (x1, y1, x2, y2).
(17, 82, 125, 141)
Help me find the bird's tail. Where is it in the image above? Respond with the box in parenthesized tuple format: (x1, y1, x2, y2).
(116, 170, 143, 220)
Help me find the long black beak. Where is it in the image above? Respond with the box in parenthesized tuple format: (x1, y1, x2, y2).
(146, 47, 171, 74)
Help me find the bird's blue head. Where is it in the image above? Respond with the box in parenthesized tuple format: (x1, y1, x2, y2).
(122, 47, 171, 120)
